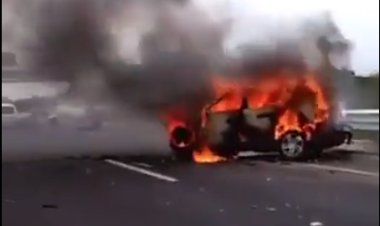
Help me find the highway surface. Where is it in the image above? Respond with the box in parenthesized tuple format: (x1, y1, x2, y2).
(2, 116, 379, 226)
(2, 149, 379, 226)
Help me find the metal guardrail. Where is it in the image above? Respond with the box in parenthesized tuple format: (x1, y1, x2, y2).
(343, 109, 379, 131)
(343, 109, 379, 115)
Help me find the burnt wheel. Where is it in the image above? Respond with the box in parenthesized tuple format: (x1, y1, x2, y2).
(169, 127, 196, 161)
(279, 131, 307, 161)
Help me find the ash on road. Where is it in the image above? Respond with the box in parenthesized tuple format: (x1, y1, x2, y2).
(2, 150, 379, 226)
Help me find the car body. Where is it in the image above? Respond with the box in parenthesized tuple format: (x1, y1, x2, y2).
(169, 97, 353, 161)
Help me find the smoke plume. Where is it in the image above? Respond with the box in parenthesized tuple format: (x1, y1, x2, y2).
(3, 0, 352, 116)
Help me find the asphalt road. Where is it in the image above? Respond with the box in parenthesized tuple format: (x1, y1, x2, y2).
(2, 150, 379, 226)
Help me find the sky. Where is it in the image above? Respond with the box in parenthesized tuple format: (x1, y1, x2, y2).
(196, 0, 379, 76)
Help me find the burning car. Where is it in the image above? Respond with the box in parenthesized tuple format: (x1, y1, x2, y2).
(164, 72, 353, 163)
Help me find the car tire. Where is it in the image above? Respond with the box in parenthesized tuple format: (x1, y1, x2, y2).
(279, 131, 308, 161)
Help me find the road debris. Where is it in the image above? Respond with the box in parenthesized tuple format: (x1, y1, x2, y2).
(310, 221, 324, 226)
(250, 205, 258, 209)
(265, 207, 277, 212)
(42, 204, 58, 209)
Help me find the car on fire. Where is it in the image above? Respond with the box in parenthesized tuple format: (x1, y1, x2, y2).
(166, 76, 353, 162)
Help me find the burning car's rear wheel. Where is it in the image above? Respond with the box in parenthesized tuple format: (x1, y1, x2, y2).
(279, 131, 306, 160)
(170, 126, 196, 161)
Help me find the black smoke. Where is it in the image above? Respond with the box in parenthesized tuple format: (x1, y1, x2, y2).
(4, 0, 352, 117)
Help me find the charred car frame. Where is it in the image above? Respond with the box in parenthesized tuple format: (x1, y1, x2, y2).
(168, 94, 353, 162)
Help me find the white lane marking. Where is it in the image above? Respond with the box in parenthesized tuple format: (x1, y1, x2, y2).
(104, 159, 178, 183)
(132, 162, 153, 168)
(295, 163, 379, 177)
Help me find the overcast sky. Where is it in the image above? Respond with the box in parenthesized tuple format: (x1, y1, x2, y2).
(197, 0, 379, 75)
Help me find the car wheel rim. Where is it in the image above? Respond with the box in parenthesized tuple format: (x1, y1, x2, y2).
(281, 133, 304, 157)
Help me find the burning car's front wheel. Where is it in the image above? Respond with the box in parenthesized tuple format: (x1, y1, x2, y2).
(279, 131, 324, 160)
(279, 131, 307, 161)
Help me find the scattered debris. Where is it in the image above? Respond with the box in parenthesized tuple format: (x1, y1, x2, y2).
(298, 215, 303, 219)
(265, 207, 277, 212)
(199, 187, 206, 192)
(42, 204, 58, 209)
(310, 221, 324, 226)
(219, 208, 225, 213)
(285, 203, 291, 208)
(266, 177, 272, 182)
(250, 205, 258, 209)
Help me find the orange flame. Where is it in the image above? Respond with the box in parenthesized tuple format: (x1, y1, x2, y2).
(208, 77, 243, 112)
(274, 75, 330, 140)
(191, 77, 240, 163)
(192, 145, 226, 163)
(304, 76, 329, 123)
(167, 118, 186, 134)
(274, 109, 302, 139)
(163, 71, 331, 164)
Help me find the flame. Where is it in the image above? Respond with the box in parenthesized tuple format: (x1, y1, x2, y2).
(246, 76, 296, 109)
(207, 73, 330, 141)
(274, 75, 330, 140)
(163, 71, 331, 164)
(304, 76, 329, 123)
(208, 77, 244, 112)
(167, 118, 186, 134)
(274, 109, 302, 139)
(190, 77, 240, 163)
(162, 108, 195, 149)
(192, 145, 226, 163)
(163, 109, 225, 163)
